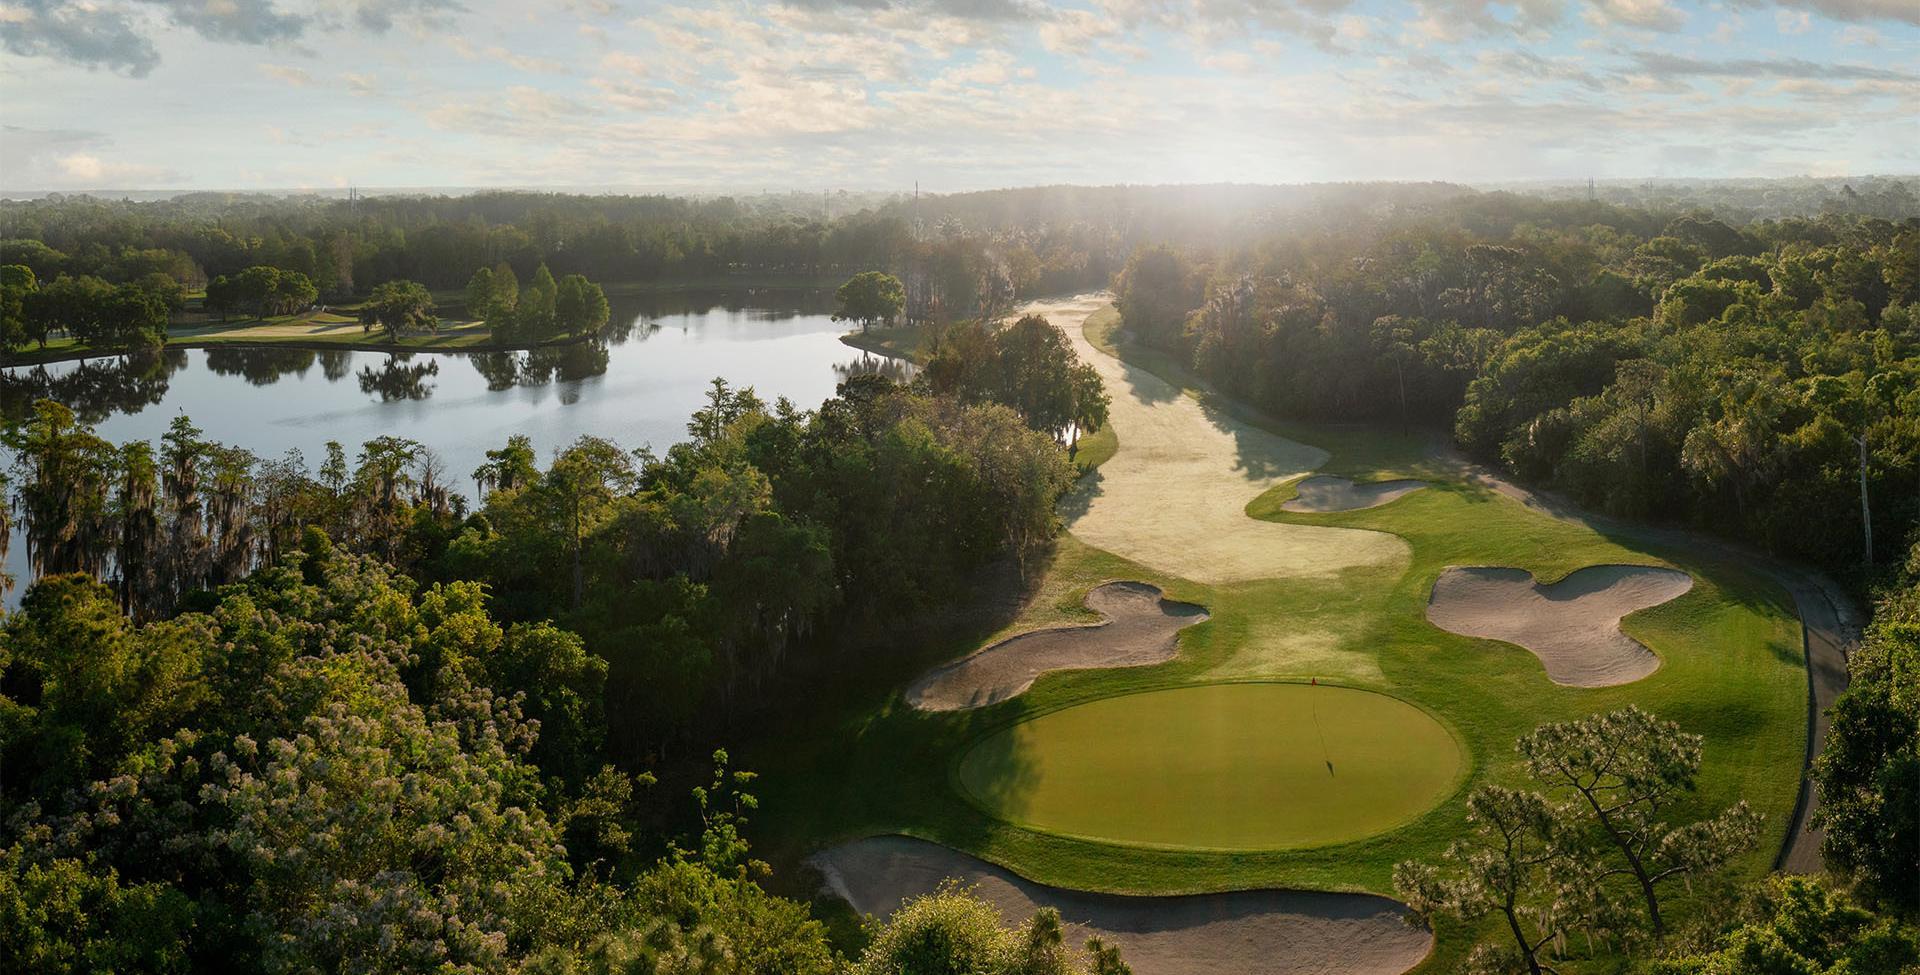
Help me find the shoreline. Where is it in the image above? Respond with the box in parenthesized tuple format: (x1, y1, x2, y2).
(4, 275, 845, 369)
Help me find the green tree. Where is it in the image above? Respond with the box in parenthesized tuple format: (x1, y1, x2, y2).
(833, 271, 905, 333)
(1804, 372, 1896, 565)
(464, 265, 498, 321)
(1114, 244, 1203, 350)
(1649, 876, 1919, 975)
(2, 400, 117, 579)
(855, 883, 1127, 975)
(1395, 786, 1594, 975)
(0, 846, 195, 975)
(1371, 315, 1422, 435)
(360, 279, 438, 341)
(1812, 546, 1920, 908)
(555, 274, 610, 338)
(541, 435, 638, 610)
(0, 264, 36, 352)
(231, 265, 283, 318)
(519, 263, 559, 339)
(473, 433, 539, 498)
(23, 275, 112, 350)
(1518, 706, 1762, 936)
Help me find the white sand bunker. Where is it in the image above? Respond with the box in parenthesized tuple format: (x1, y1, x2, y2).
(1035, 296, 1408, 586)
(1426, 564, 1694, 687)
(907, 582, 1207, 712)
(1282, 475, 1428, 513)
(811, 836, 1431, 975)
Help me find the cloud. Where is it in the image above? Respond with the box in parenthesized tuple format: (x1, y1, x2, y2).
(0, 0, 161, 76)
(448, 35, 571, 73)
(769, 0, 1044, 20)
(155, 0, 305, 44)
(259, 62, 316, 85)
(1584, 0, 1684, 30)
(0, 0, 460, 75)
(346, 0, 459, 32)
(1745, 0, 1920, 26)
(0, 125, 183, 188)
(1627, 50, 1919, 82)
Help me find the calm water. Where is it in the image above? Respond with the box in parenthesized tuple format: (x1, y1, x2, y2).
(1, 288, 911, 597)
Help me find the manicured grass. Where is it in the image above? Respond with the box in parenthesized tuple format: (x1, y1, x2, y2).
(4, 312, 579, 366)
(751, 300, 1807, 971)
(838, 324, 931, 361)
(957, 682, 1464, 850)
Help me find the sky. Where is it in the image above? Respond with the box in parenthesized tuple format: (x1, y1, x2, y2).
(1, 0, 1916, 193)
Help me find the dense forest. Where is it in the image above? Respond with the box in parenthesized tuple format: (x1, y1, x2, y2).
(1114, 188, 1920, 575)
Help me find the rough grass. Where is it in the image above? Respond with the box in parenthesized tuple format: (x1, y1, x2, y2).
(750, 298, 1807, 973)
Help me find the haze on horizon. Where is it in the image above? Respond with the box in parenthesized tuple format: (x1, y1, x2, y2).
(2, 0, 1917, 195)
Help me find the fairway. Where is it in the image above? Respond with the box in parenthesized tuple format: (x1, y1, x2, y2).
(956, 683, 1465, 850)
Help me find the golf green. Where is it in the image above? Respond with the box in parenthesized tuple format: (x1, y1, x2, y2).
(956, 683, 1465, 850)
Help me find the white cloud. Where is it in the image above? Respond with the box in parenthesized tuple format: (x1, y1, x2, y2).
(1584, 0, 1686, 31)
(259, 62, 316, 86)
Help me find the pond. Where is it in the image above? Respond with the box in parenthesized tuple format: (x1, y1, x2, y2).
(0, 287, 913, 598)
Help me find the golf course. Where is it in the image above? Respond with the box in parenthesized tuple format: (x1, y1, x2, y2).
(766, 294, 1813, 973)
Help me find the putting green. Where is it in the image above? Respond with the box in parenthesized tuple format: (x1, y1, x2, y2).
(956, 683, 1465, 850)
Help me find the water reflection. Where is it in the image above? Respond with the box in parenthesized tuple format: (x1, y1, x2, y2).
(0, 349, 188, 424)
(358, 355, 441, 402)
(836, 353, 918, 384)
(206, 347, 318, 385)
(0, 288, 891, 436)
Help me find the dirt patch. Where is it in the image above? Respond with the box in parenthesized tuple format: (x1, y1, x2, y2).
(810, 836, 1431, 975)
(1282, 475, 1427, 513)
(906, 581, 1206, 711)
(1032, 296, 1409, 586)
(1425, 564, 1693, 686)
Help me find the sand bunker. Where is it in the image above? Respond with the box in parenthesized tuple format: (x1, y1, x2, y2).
(907, 582, 1207, 711)
(811, 836, 1431, 975)
(1282, 475, 1428, 513)
(1425, 564, 1694, 687)
(1034, 296, 1408, 585)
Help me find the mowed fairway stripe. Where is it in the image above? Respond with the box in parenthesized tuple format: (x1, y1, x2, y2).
(1032, 295, 1410, 585)
(957, 683, 1464, 850)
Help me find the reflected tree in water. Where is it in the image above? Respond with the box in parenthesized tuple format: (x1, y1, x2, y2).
(835, 353, 917, 385)
(358, 354, 440, 402)
(0, 348, 186, 425)
(464, 341, 610, 392)
(205, 347, 317, 386)
(320, 349, 353, 381)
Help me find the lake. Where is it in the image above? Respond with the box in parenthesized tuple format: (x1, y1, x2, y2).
(0, 288, 912, 597)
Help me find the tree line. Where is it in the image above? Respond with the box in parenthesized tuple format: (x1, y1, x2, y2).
(1117, 196, 1920, 574)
